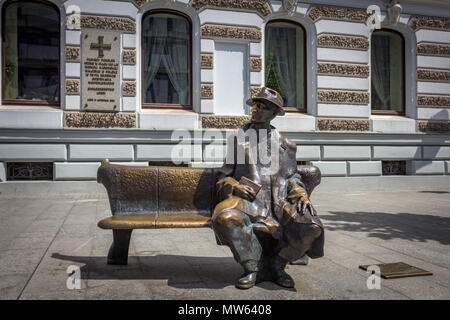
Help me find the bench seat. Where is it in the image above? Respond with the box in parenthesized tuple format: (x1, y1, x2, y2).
(98, 214, 212, 230)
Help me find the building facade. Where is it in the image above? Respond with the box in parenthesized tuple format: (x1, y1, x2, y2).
(0, 0, 449, 181)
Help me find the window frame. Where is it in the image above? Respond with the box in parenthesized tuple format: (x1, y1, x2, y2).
(1, 0, 61, 107)
(141, 9, 193, 110)
(370, 28, 406, 116)
(264, 19, 307, 113)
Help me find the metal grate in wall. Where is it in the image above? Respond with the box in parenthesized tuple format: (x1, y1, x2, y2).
(382, 161, 406, 175)
(7, 162, 53, 181)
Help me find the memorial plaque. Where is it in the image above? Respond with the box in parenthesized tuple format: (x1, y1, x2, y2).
(81, 31, 120, 111)
(359, 262, 433, 279)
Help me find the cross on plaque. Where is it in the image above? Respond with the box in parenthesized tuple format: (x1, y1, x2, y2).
(90, 36, 111, 58)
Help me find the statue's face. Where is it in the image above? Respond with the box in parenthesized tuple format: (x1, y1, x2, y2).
(250, 101, 278, 124)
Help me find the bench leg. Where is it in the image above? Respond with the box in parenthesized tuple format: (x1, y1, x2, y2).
(107, 229, 133, 265)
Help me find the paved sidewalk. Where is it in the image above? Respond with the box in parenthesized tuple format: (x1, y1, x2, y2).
(0, 181, 449, 300)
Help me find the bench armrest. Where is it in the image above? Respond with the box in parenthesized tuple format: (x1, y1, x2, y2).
(296, 165, 321, 197)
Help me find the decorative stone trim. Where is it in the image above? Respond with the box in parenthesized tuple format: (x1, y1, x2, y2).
(201, 53, 214, 69)
(190, 0, 272, 17)
(64, 112, 136, 128)
(65, 79, 80, 95)
(317, 118, 370, 131)
(317, 89, 369, 105)
(418, 120, 450, 132)
(250, 57, 262, 72)
(250, 86, 261, 98)
(201, 24, 262, 42)
(308, 5, 369, 23)
(417, 68, 450, 82)
(122, 81, 136, 97)
(80, 15, 136, 33)
(417, 94, 450, 108)
(65, 46, 80, 62)
(201, 115, 250, 129)
(201, 84, 214, 99)
(123, 50, 136, 65)
(134, 0, 147, 7)
(317, 62, 369, 77)
(409, 15, 450, 31)
(317, 33, 369, 50)
(417, 42, 450, 57)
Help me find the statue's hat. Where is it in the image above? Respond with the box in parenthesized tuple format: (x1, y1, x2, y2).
(246, 87, 285, 116)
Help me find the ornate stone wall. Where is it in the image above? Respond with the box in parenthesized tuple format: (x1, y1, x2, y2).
(123, 50, 136, 65)
(417, 42, 450, 57)
(317, 33, 369, 50)
(418, 121, 450, 132)
(65, 46, 80, 62)
(417, 68, 450, 82)
(308, 5, 369, 22)
(65, 112, 137, 128)
(80, 15, 136, 33)
(317, 62, 369, 77)
(409, 15, 450, 31)
(201, 84, 214, 99)
(201, 24, 262, 41)
(250, 57, 262, 72)
(190, 0, 272, 16)
(317, 118, 370, 131)
(201, 115, 250, 129)
(201, 53, 214, 69)
(122, 81, 137, 97)
(65, 79, 80, 95)
(317, 89, 369, 105)
(417, 95, 450, 108)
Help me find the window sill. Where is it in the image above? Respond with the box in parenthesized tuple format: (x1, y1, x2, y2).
(139, 109, 199, 130)
(370, 115, 416, 133)
(0, 105, 61, 112)
(272, 112, 316, 132)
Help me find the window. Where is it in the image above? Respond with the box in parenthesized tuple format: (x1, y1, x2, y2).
(371, 29, 405, 115)
(142, 11, 191, 108)
(2, 0, 60, 105)
(265, 20, 306, 112)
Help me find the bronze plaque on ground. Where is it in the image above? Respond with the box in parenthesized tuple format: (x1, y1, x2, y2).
(81, 31, 120, 111)
(359, 262, 433, 279)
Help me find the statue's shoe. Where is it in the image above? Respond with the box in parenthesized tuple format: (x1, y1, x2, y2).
(272, 269, 295, 288)
(235, 272, 258, 290)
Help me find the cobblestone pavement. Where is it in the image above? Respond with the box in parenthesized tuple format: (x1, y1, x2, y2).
(0, 182, 449, 300)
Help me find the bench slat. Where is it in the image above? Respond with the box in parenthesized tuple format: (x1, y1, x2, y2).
(98, 214, 211, 230)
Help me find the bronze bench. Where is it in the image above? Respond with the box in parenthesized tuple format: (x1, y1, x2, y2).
(97, 159, 321, 265)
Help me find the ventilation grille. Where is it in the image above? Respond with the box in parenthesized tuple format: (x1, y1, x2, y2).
(7, 162, 53, 181)
(382, 161, 406, 175)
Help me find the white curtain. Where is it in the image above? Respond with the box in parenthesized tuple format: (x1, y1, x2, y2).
(265, 24, 298, 108)
(371, 34, 391, 109)
(162, 17, 189, 105)
(143, 14, 189, 105)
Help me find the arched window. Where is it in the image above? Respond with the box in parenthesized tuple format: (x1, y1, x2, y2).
(142, 11, 192, 108)
(265, 20, 306, 112)
(371, 29, 405, 115)
(2, 0, 60, 105)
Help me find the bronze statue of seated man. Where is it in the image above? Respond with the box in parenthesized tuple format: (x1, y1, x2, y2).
(212, 87, 324, 289)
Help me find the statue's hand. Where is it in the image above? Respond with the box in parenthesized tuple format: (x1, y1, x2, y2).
(297, 195, 316, 216)
(288, 184, 316, 216)
(233, 184, 256, 202)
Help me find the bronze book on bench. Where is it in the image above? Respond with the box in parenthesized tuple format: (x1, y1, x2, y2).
(239, 176, 262, 196)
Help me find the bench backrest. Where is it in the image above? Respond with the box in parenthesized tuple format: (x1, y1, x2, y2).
(97, 160, 321, 218)
(97, 160, 216, 217)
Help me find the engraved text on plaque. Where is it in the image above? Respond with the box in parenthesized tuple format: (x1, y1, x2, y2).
(81, 32, 120, 111)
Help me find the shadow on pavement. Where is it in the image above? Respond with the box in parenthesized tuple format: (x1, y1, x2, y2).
(322, 211, 450, 245)
(51, 253, 294, 292)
